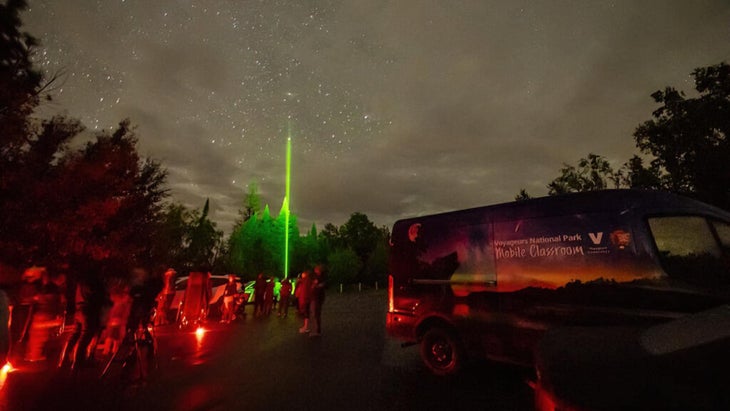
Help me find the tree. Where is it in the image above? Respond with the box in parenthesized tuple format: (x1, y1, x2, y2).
(515, 189, 532, 201)
(339, 212, 383, 282)
(184, 199, 223, 271)
(319, 223, 343, 252)
(0, 3, 169, 283)
(1, 117, 168, 278)
(46, 120, 167, 269)
(547, 153, 620, 195)
(634, 62, 730, 209)
(275, 202, 300, 278)
(362, 226, 390, 285)
(152, 203, 194, 269)
(0, 0, 42, 154)
(615, 155, 663, 190)
(340, 213, 380, 262)
(225, 202, 299, 279)
(292, 223, 320, 277)
(231, 182, 262, 231)
(327, 248, 361, 285)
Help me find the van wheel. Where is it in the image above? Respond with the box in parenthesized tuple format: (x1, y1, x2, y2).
(420, 327, 463, 376)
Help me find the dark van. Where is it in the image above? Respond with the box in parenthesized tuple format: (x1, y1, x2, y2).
(386, 190, 730, 375)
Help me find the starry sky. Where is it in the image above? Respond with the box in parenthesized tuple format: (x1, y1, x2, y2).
(23, 0, 730, 234)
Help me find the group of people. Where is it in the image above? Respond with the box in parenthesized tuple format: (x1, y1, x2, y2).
(252, 273, 277, 317)
(58, 267, 159, 370)
(9, 264, 160, 371)
(250, 274, 294, 319)
(7, 262, 329, 370)
(247, 264, 328, 337)
(294, 264, 327, 337)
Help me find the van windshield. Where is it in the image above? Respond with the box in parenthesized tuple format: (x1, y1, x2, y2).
(649, 216, 730, 287)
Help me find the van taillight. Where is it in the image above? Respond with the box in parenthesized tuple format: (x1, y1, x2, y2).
(388, 275, 394, 312)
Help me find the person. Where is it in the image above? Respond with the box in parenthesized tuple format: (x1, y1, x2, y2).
(101, 278, 131, 355)
(155, 268, 176, 325)
(277, 278, 292, 318)
(15, 267, 41, 346)
(107, 268, 159, 384)
(295, 271, 311, 333)
(126, 268, 159, 333)
(52, 272, 68, 333)
(263, 277, 275, 316)
(25, 268, 62, 362)
(179, 271, 211, 326)
(253, 273, 267, 317)
(309, 264, 327, 337)
(221, 274, 237, 323)
(0, 289, 9, 366)
(58, 267, 108, 370)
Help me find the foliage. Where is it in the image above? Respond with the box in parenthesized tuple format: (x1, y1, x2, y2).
(634, 62, 730, 210)
(226, 203, 300, 281)
(615, 155, 664, 190)
(340, 212, 381, 266)
(519, 63, 729, 208)
(183, 199, 224, 272)
(231, 182, 261, 231)
(318, 223, 343, 252)
(547, 153, 620, 195)
(0, 0, 42, 153)
(514, 189, 532, 201)
(326, 248, 361, 285)
(292, 224, 322, 274)
(223, 208, 389, 285)
(152, 203, 192, 269)
(362, 231, 389, 284)
(317, 213, 389, 284)
(0, 2, 168, 282)
(0, 117, 168, 279)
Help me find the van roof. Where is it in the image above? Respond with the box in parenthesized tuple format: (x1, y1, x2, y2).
(393, 189, 730, 228)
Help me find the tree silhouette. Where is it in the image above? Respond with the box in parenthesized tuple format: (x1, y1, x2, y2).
(0, 1, 168, 281)
(547, 153, 620, 195)
(634, 62, 730, 209)
(518, 63, 729, 208)
(184, 199, 223, 271)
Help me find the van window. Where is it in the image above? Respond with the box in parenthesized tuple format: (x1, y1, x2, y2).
(649, 216, 720, 258)
(648, 216, 728, 286)
(712, 220, 730, 250)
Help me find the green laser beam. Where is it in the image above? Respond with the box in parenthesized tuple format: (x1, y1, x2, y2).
(284, 131, 291, 279)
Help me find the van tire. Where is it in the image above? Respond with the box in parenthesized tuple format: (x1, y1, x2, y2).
(420, 327, 464, 376)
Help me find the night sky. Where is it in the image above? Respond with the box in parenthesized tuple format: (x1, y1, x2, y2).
(23, 1, 730, 233)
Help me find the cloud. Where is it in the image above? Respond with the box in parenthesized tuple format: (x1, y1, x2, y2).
(23, 0, 730, 235)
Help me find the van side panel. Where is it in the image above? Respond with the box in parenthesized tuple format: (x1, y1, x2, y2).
(493, 212, 657, 292)
(386, 190, 730, 367)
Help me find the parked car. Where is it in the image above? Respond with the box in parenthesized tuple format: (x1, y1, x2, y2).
(533, 305, 730, 410)
(170, 275, 245, 319)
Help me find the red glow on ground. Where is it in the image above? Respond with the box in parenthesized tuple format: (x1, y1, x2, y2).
(0, 362, 13, 390)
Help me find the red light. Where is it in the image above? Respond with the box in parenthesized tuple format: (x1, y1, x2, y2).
(0, 362, 13, 390)
(388, 275, 394, 312)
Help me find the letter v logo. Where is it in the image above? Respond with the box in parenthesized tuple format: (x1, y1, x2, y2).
(588, 232, 603, 245)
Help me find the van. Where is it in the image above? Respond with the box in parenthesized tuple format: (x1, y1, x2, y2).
(386, 190, 730, 375)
